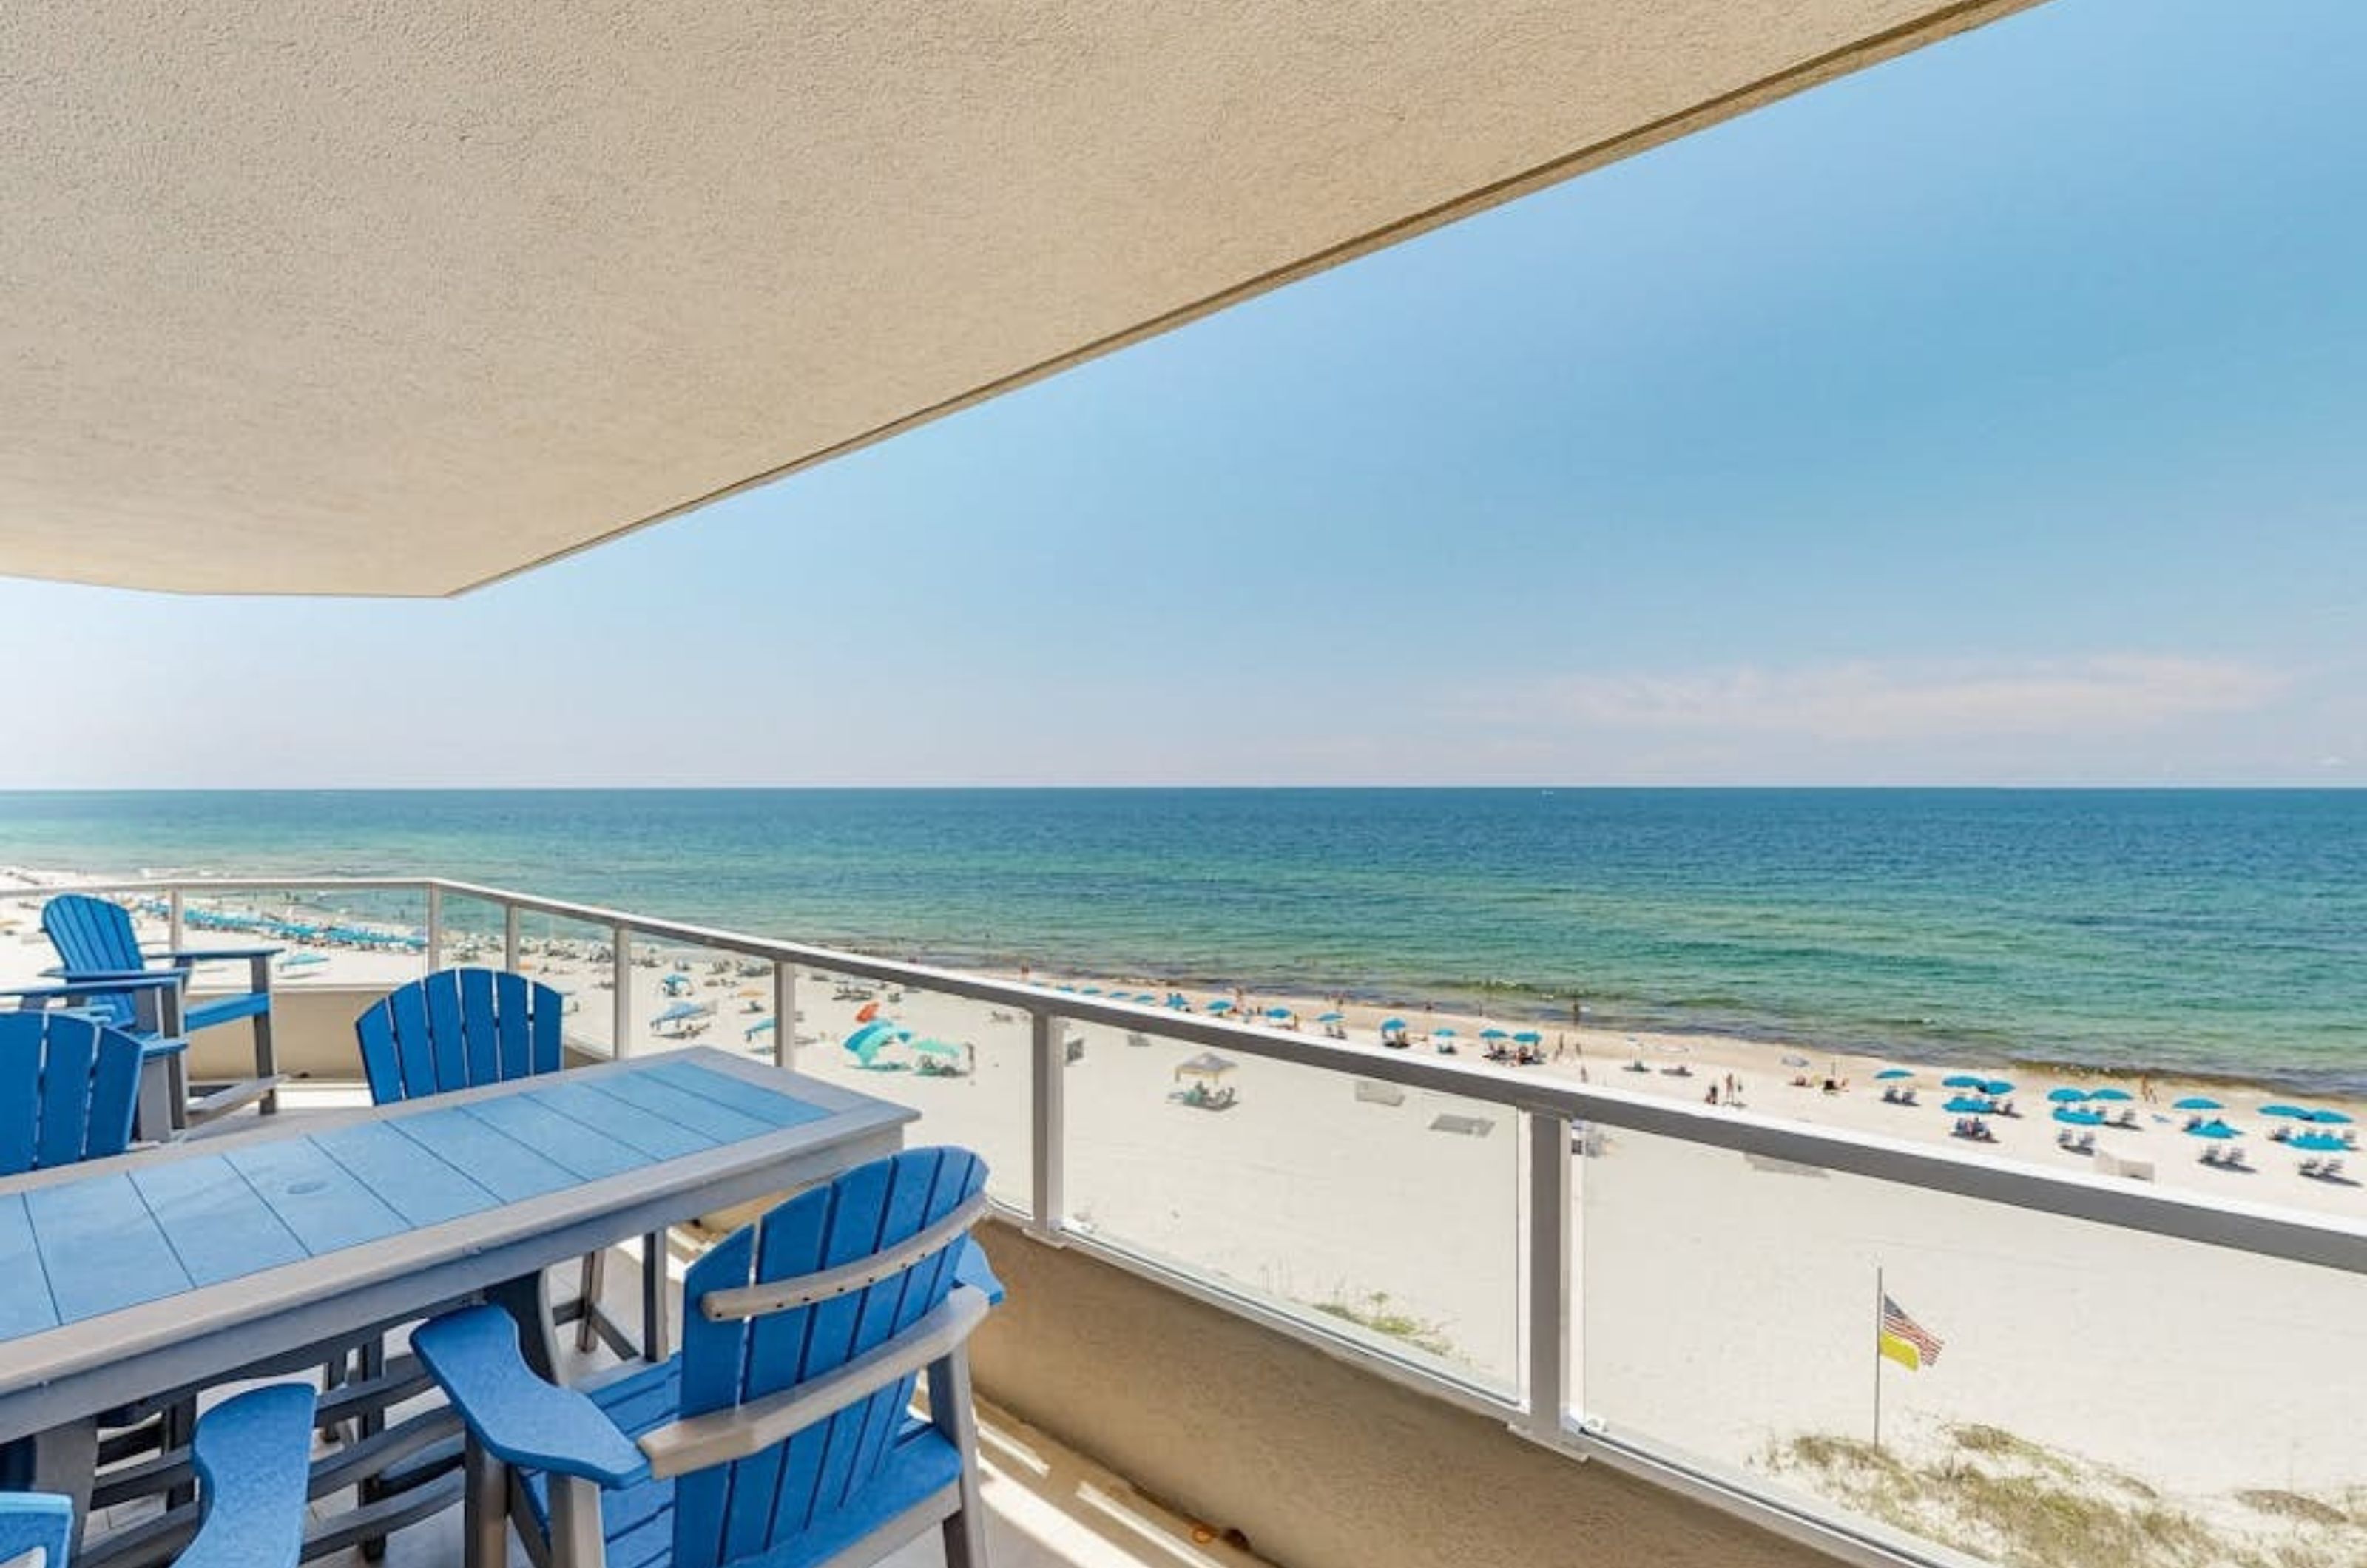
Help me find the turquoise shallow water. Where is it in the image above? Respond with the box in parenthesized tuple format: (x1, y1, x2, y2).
(1, 789, 2360, 1092)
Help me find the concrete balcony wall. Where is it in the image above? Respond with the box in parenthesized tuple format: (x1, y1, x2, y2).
(968, 1221, 1832, 1568)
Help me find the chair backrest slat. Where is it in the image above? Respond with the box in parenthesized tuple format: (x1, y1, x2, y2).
(672, 1146, 987, 1567)
(458, 968, 500, 1084)
(354, 968, 567, 1106)
(422, 970, 468, 1092)
(0, 1013, 143, 1175)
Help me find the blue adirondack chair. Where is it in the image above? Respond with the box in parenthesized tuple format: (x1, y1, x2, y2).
(357, 967, 658, 1362)
(416, 1146, 1002, 1568)
(0, 1382, 318, 1567)
(0, 975, 191, 1144)
(40, 894, 281, 1129)
(0, 1010, 145, 1171)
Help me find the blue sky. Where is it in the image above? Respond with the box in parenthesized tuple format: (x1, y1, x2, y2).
(6, 0, 2363, 787)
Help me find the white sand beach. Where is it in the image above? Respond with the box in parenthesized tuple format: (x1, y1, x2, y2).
(3, 870, 2360, 1551)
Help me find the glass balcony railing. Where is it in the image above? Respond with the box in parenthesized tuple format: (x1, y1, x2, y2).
(32, 873, 2366, 1568)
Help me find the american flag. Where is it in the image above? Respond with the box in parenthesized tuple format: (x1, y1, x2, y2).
(1882, 1295, 1943, 1365)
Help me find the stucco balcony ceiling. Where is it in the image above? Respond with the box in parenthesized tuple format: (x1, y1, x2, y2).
(3, 1, 2033, 595)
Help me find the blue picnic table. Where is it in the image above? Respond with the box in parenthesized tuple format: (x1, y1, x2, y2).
(0, 1047, 912, 1565)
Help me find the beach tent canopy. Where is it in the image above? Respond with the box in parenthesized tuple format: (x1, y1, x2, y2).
(1175, 1052, 1237, 1080)
(1, 3, 2034, 596)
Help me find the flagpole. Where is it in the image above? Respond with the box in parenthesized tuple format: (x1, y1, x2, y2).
(1871, 1265, 1884, 1450)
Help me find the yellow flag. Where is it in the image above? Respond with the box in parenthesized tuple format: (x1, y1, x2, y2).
(1878, 1331, 1923, 1372)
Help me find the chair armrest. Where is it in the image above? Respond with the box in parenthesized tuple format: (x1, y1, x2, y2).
(953, 1236, 1005, 1306)
(44, 965, 183, 985)
(176, 1382, 317, 1568)
(0, 974, 183, 1007)
(414, 1305, 650, 1487)
(149, 946, 283, 962)
(0, 1493, 72, 1564)
(639, 1284, 990, 1481)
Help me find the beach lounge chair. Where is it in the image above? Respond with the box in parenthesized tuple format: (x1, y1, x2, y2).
(39, 893, 281, 1129)
(416, 1146, 1001, 1568)
(2325, 1158, 2346, 1180)
(0, 1384, 317, 1567)
(357, 967, 661, 1362)
(2301, 1157, 2322, 1177)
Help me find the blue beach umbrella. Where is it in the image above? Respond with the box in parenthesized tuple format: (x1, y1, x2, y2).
(1264, 1007, 1293, 1020)
(2087, 1088, 2133, 1103)
(1874, 1069, 1915, 1081)
(2290, 1132, 2349, 1152)
(2052, 1107, 2103, 1126)
(1479, 1028, 1509, 1041)
(1513, 1031, 1542, 1044)
(2047, 1087, 2089, 1104)
(649, 1000, 707, 1026)
(1941, 1074, 1987, 1090)
(2172, 1096, 2222, 1111)
(1133, 993, 1158, 1004)
(843, 1020, 904, 1055)
(2260, 1105, 2309, 1119)
(1432, 1028, 1458, 1039)
(1943, 1096, 1996, 1115)
(1982, 1080, 2016, 1097)
(2186, 1121, 2239, 1140)
(1206, 999, 1235, 1014)
(1317, 1012, 1345, 1024)
(1380, 1017, 1406, 1032)
(2304, 1109, 2355, 1126)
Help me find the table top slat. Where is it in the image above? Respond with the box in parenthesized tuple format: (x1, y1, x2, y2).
(385, 1106, 577, 1203)
(528, 1079, 716, 1162)
(225, 1139, 412, 1256)
(307, 1121, 502, 1230)
(129, 1156, 308, 1285)
(640, 1059, 836, 1130)
(582, 1068, 776, 1145)
(0, 1197, 58, 1339)
(464, 1094, 652, 1183)
(27, 1175, 192, 1322)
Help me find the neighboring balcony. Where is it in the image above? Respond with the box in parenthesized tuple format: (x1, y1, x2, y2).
(11, 876, 2363, 1568)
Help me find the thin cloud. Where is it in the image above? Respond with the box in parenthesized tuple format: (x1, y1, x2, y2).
(1488, 657, 2286, 743)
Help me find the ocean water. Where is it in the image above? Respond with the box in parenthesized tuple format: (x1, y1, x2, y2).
(0, 789, 2360, 1091)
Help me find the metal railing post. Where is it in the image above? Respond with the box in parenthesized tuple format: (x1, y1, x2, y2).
(772, 961, 797, 1070)
(1030, 1010, 1066, 1239)
(167, 888, 186, 953)
(1522, 1109, 1572, 1441)
(424, 885, 444, 973)
(612, 923, 632, 1058)
(502, 903, 521, 973)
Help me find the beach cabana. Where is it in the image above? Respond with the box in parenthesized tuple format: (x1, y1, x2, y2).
(1175, 1052, 1235, 1082)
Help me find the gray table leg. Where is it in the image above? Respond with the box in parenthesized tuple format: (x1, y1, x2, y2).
(485, 1271, 564, 1384)
(30, 1416, 99, 1552)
